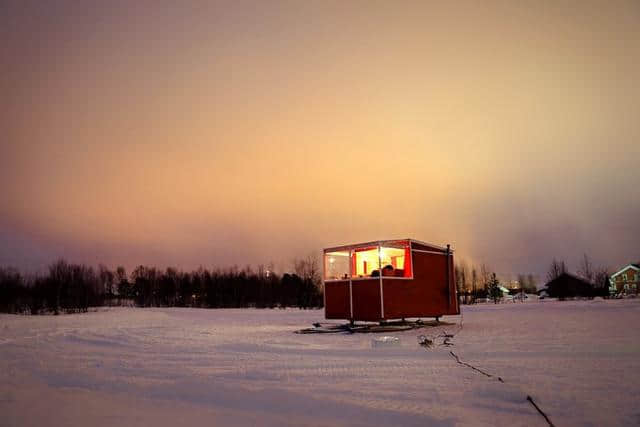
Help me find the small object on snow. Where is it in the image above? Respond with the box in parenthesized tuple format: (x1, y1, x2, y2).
(372, 336, 400, 348)
(441, 337, 454, 346)
(418, 335, 434, 349)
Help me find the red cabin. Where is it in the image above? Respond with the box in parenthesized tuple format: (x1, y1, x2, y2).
(323, 239, 459, 322)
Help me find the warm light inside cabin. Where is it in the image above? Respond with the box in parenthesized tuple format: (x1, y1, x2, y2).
(324, 241, 413, 280)
(324, 251, 350, 280)
(353, 248, 380, 277)
(380, 247, 406, 270)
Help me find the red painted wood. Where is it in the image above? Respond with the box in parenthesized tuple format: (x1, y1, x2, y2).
(383, 252, 459, 319)
(324, 281, 350, 319)
(323, 241, 459, 321)
(351, 278, 381, 321)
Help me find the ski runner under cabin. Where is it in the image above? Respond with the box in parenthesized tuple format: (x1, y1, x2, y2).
(323, 239, 459, 322)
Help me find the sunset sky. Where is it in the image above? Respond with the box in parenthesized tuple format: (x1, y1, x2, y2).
(2, 0, 639, 277)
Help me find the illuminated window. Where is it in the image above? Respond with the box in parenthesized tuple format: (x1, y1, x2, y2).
(351, 247, 380, 278)
(324, 251, 350, 280)
(378, 241, 413, 278)
(324, 240, 414, 280)
(351, 241, 412, 278)
(380, 246, 407, 271)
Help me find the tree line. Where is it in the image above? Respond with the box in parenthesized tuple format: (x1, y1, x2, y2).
(454, 253, 611, 304)
(0, 257, 323, 314)
(453, 262, 515, 304)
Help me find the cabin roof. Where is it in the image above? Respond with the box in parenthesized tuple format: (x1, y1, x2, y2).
(323, 239, 452, 254)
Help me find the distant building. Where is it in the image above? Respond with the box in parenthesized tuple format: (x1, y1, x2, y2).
(610, 264, 640, 295)
(505, 280, 519, 290)
(498, 286, 511, 297)
(540, 272, 594, 299)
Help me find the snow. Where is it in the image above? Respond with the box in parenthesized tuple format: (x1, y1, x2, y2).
(1, 300, 639, 426)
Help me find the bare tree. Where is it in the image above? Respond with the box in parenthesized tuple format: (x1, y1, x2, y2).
(459, 260, 469, 294)
(547, 258, 567, 282)
(293, 253, 322, 287)
(115, 266, 131, 300)
(480, 264, 491, 291)
(116, 266, 127, 285)
(577, 253, 594, 283)
(594, 267, 612, 296)
(471, 267, 478, 303)
(98, 264, 115, 299)
(526, 274, 536, 292)
(517, 273, 526, 300)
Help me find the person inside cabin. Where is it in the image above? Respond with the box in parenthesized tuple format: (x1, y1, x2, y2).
(381, 265, 394, 276)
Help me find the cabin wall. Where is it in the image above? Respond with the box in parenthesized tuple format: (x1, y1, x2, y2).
(351, 278, 381, 321)
(324, 280, 350, 319)
(382, 251, 459, 318)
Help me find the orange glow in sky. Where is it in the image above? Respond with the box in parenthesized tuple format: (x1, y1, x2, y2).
(1, 1, 639, 275)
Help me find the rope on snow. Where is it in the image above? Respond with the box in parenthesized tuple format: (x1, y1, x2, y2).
(448, 350, 504, 383)
(417, 310, 555, 426)
(448, 351, 558, 425)
(446, 351, 558, 426)
(526, 395, 555, 427)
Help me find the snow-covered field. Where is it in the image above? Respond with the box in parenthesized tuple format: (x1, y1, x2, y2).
(1, 300, 639, 426)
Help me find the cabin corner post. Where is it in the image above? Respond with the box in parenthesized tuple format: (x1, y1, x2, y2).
(378, 243, 385, 320)
(349, 249, 354, 321)
(322, 250, 326, 315)
(446, 244, 453, 308)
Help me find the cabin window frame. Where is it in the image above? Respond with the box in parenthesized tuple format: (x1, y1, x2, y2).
(323, 240, 415, 282)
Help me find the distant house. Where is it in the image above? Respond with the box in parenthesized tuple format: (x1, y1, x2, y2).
(540, 272, 594, 299)
(610, 264, 640, 295)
